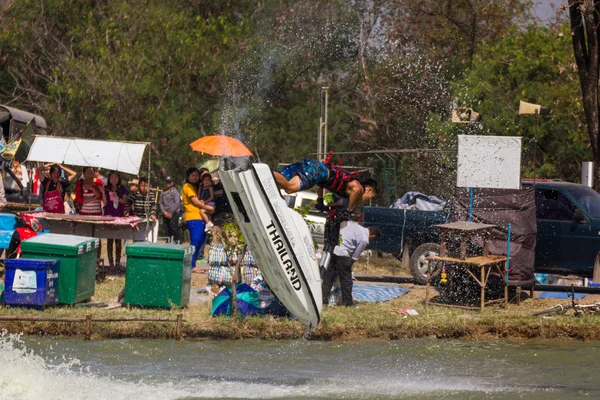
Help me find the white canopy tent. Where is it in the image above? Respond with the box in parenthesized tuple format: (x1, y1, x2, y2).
(26, 136, 150, 176)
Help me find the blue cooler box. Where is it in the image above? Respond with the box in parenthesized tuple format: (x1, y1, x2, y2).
(4, 259, 60, 306)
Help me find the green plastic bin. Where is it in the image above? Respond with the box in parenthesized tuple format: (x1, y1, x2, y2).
(21, 234, 98, 304)
(124, 243, 193, 307)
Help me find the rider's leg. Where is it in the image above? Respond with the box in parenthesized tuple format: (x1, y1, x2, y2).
(273, 171, 302, 193)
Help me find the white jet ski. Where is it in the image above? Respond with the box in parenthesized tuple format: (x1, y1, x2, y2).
(219, 160, 323, 328)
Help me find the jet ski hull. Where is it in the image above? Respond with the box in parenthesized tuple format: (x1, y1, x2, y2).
(219, 162, 322, 328)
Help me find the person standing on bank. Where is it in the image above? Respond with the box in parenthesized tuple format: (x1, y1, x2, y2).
(37, 163, 78, 213)
(104, 171, 128, 271)
(182, 167, 212, 270)
(321, 224, 381, 307)
(75, 166, 107, 261)
(129, 177, 158, 242)
(0, 174, 6, 211)
(160, 176, 182, 243)
(75, 167, 107, 215)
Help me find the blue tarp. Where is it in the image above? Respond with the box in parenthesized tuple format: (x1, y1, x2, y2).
(391, 192, 446, 211)
(538, 292, 586, 299)
(352, 284, 410, 303)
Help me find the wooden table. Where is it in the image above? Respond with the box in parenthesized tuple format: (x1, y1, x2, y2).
(22, 212, 155, 242)
(426, 221, 507, 312)
(425, 255, 508, 311)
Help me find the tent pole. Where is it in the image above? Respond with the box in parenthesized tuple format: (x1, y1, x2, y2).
(506, 223, 511, 283)
(145, 144, 151, 241)
(469, 187, 473, 222)
(148, 143, 151, 188)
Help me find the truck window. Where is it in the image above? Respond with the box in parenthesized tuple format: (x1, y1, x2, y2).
(283, 195, 296, 209)
(566, 186, 600, 219)
(300, 198, 314, 208)
(535, 189, 577, 221)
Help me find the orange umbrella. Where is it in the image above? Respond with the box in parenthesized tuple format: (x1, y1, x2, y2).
(189, 135, 252, 157)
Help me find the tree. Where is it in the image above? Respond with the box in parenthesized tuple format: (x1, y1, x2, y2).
(432, 23, 588, 183)
(387, 0, 533, 68)
(0, 0, 253, 181)
(568, 0, 600, 187)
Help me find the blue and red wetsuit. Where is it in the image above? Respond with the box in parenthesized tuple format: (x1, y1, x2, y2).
(276, 152, 362, 196)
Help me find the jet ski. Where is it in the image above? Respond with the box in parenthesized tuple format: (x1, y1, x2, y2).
(219, 159, 323, 328)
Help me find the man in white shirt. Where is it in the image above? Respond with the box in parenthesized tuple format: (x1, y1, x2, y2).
(322, 223, 381, 306)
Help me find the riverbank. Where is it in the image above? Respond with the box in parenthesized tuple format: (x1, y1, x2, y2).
(2, 260, 600, 341)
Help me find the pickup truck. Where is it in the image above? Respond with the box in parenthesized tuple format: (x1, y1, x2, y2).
(362, 181, 600, 284)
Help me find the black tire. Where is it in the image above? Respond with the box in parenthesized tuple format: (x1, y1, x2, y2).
(409, 242, 441, 285)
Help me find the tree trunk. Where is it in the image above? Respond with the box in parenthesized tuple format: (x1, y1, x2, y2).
(569, 0, 600, 190)
(594, 164, 600, 191)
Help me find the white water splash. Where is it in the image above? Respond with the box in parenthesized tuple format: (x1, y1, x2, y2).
(0, 333, 535, 400)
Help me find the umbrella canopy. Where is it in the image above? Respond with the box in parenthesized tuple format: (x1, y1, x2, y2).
(211, 283, 259, 317)
(190, 135, 252, 157)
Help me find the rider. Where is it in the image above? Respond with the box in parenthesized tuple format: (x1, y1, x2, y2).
(273, 152, 377, 219)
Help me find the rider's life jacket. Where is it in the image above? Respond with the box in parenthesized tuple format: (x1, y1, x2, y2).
(319, 151, 364, 197)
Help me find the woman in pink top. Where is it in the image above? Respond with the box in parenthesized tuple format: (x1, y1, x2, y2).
(75, 167, 106, 262)
(75, 167, 106, 215)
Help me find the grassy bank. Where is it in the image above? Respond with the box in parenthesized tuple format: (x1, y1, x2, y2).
(2, 256, 600, 341)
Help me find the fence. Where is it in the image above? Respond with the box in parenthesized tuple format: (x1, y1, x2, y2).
(0, 313, 184, 340)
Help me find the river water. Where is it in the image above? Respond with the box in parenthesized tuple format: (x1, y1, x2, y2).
(1, 334, 598, 400)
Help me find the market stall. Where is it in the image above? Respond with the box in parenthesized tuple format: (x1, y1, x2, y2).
(25, 136, 157, 241)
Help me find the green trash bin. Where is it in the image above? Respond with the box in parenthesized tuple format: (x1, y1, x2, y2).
(21, 234, 99, 304)
(124, 243, 193, 307)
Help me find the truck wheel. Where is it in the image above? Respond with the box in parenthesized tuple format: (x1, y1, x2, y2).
(409, 243, 441, 285)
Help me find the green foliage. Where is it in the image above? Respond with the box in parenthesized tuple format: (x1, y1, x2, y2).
(323, 192, 335, 204)
(0, 0, 589, 195)
(435, 23, 589, 182)
(222, 218, 246, 246)
(0, 0, 253, 182)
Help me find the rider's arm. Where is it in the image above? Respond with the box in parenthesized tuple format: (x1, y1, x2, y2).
(346, 181, 363, 212)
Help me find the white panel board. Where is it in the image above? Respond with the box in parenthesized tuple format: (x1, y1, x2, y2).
(457, 135, 522, 189)
(26, 137, 148, 175)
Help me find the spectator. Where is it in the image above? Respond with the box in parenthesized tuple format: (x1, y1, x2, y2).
(104, 171, 128, 271)
(321, 225, 381, 307)
(159, 176, 182, 243)
(5, 160, 29, 190)
(182, 167, 211, 270)
(199, 171, 215, 232)
(129, 177, 158, 242)
(0, 175, 6, 211)
(129, 179, 139, 194)
(75, 167, 106, 215)
(211, 175, 232, 226)
(37, 163, 77, 213)
(127, 179, 139, 216)
(75, 166, 106, 261)
(95, 168, 107, 186)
